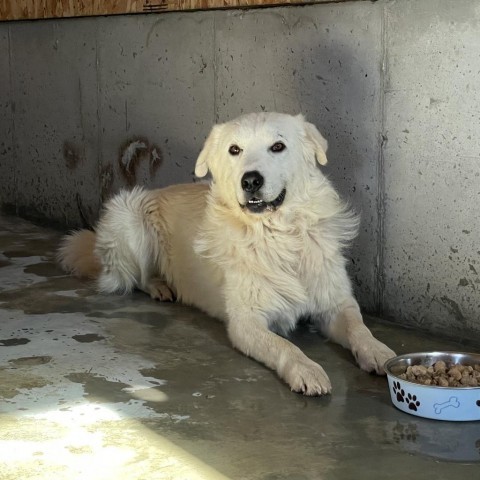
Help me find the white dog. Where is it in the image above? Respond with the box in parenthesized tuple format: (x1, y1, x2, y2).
(59, 112, 395, 395)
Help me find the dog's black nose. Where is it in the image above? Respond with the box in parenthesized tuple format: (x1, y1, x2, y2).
(241, 171, 264, 193)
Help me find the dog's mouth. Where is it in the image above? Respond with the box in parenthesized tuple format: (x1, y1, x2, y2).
(241, 188, 287, 214)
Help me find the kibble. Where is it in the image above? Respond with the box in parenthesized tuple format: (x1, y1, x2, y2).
(398, 362, 480, 387)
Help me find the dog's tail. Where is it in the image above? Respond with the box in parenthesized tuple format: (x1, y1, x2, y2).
(57, 229, 102, 279)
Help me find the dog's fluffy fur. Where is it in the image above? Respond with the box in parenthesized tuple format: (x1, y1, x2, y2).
(58, 112, 395, 395)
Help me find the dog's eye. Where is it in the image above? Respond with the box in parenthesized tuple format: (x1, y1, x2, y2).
(228, 145, 242, 156)
(270, 142, 286, 153)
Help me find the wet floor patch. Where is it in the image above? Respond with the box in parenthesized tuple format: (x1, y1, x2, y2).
(0, 277, 95, 315)
(0, 308, 168, 419)
(66, 372, 132, 404)
(72, 333, 105, 343)
(0, 255, 49, 292)
(8, 356, 52, 366)
(24, 261, 64, 278)
(0, 369, 53, 400)
(0, 338, 31, 346)
(0, 259, 11, 268)
(3, 250, 38, 258)
(1, 236, 60, 258)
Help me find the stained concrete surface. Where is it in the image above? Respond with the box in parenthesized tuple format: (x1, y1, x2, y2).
(0, 214, 479, 480)
(382, 0, 480, 340)
(7, 20, 100, 227)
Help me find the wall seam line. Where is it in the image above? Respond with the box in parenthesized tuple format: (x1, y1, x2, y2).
(213, 13, 218, 123)
(94, 18, 103, 209)
(375, 0, 388, 315)
(7, 24, 18, 213)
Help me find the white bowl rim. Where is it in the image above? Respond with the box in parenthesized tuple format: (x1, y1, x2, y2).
(384, 350, 480, 391)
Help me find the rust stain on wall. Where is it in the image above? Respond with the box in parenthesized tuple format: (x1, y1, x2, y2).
(101, 163, 114, 201)
(118, 137, 163, 186)
(63, 141, 82, 169)
(149, 145, 163, 177)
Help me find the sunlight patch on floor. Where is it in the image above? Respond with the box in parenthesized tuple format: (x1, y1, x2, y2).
(0, 403, 230, 480)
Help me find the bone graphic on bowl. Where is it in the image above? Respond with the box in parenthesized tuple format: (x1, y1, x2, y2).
(433, 396, 460, 414)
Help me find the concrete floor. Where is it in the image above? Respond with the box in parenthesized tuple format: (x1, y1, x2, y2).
(0, 214, 479, 480)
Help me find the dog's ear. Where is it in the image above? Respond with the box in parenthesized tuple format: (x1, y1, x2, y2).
(300, 116, 328, 166)
(195, 124, 221, 178)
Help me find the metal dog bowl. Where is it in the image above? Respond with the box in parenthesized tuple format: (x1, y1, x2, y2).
(384, 351, 480, 421)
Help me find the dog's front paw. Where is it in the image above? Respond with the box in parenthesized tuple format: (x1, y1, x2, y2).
(282, 358, 332, 396)
(352, 336, 396, 375)
(146, 278, 176, 302)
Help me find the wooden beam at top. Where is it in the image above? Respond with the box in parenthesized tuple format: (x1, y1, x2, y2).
(0, 0, 340, 21)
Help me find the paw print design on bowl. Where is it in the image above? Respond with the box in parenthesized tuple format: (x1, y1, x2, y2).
(407, 393, 421, 411)
(392, 381, 421, 411)
(393, 381, 405, 403)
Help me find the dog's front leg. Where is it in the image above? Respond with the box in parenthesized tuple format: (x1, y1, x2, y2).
(321, 298, 396, 374)
(226, 309, 331, 396)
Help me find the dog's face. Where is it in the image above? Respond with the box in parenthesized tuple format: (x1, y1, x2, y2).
(195, 113, 329, 214)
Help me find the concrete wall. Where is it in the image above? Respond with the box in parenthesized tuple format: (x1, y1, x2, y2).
(1, 0, 479, 340)
(382, 1, 480, 340)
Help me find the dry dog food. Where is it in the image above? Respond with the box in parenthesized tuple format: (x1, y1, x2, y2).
(398, 361, 480, 387)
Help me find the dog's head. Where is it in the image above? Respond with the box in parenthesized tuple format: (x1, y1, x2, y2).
(195, 112, 328, 214)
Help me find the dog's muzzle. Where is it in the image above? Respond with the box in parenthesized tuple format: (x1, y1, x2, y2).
(240, 171, 286, 213)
